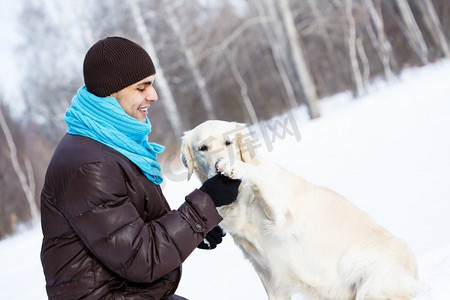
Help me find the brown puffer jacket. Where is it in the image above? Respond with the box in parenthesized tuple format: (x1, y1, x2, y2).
(40, 134, 222, 299)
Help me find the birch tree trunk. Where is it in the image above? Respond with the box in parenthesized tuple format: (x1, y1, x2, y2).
(395, 0, 429, 64)
(225, 48, 259, 126)
(278, 0, 320, 119)
(0, 108, 39, 223)
(305, 0, 349, 93)
(252, 0, 298, 110)
(305, 0, 337, 64)
(364, 0, 394, 80)
(345, 0, 366, 96)
(127, 0, 184, 135)
(356, 38, 370, 90)
(162, 0, 216, 120)
(417, 0, 450, 58)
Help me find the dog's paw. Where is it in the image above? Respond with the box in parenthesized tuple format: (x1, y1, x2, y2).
(215, 159, 234, 178)
(216, 159, 244, 180)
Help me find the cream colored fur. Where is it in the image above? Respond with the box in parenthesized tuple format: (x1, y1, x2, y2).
(181, 120, 419, 300)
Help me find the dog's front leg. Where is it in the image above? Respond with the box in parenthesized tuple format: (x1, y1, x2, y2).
(216, 159, 292, 226)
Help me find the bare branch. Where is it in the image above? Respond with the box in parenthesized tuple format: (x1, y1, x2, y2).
(0, 108, 40, 223)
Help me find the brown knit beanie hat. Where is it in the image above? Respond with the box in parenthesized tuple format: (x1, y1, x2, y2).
(83, 36, 156, 97)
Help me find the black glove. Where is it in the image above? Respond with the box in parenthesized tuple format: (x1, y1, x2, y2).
(197, 225, 226, 250)
(199, 174, 241, 207)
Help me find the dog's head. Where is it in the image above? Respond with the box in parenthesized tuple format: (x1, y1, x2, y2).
(181, 120, 256, 182)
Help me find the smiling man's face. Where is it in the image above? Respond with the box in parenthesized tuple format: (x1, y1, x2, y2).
(110, 75, 157, 123)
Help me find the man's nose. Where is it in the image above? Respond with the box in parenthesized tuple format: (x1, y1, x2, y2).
(146, 87, 158, 102)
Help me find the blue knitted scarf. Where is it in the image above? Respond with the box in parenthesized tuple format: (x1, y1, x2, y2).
(65, 86, 164, 185)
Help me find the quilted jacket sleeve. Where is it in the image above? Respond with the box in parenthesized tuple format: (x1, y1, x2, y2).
(61, 160, 222, 283)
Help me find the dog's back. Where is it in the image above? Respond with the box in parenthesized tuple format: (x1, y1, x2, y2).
(218, 155, 419, 300)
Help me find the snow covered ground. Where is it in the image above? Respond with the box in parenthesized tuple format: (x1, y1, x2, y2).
(1, 60, 450, 299)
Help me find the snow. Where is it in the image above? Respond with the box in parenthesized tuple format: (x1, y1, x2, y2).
(1, 60, 450, 299)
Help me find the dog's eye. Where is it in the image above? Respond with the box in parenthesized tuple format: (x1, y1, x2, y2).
(198, 145, 208, 151)
(225, 140, 232, 146)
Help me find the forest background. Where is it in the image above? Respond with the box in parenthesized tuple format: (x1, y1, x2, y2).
(1, 0, 449, 238)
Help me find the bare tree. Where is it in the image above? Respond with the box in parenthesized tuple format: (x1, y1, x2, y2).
(356, 37, 370, 90)
(0, 107, 39, 224)
(196, 9, 279, 121)
(15, 0, 450, 154)
(127, 0, 184, 135)
(417, 0, 450, 58)
(305, 0, 335, 59)
(364, 0, 395, 81)
(252, 0, 299, 111)
(345, 0, 366, 96)
(225, 47, 259, 126)
(395, 0, 429, 64)
(19, 0, 78, 142)
(303, 0, 350, 95)
(161, 0, 216, 120)
(278, 0, 320, 118)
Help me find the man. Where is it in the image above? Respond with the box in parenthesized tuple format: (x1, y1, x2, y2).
(40, 36, 240, 299)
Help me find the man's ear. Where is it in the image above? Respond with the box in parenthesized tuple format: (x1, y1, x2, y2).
(181, 133, 194, 180)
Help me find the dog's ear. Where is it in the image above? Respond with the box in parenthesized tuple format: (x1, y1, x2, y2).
(181, 132, 195, 180)
(233, 122, 256, 163)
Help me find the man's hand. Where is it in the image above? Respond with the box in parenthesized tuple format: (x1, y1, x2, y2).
(197, 226, 226, 250)
(199, 174, 241, 207)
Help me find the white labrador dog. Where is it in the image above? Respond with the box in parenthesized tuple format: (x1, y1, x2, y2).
(181, 120, 419, 300)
